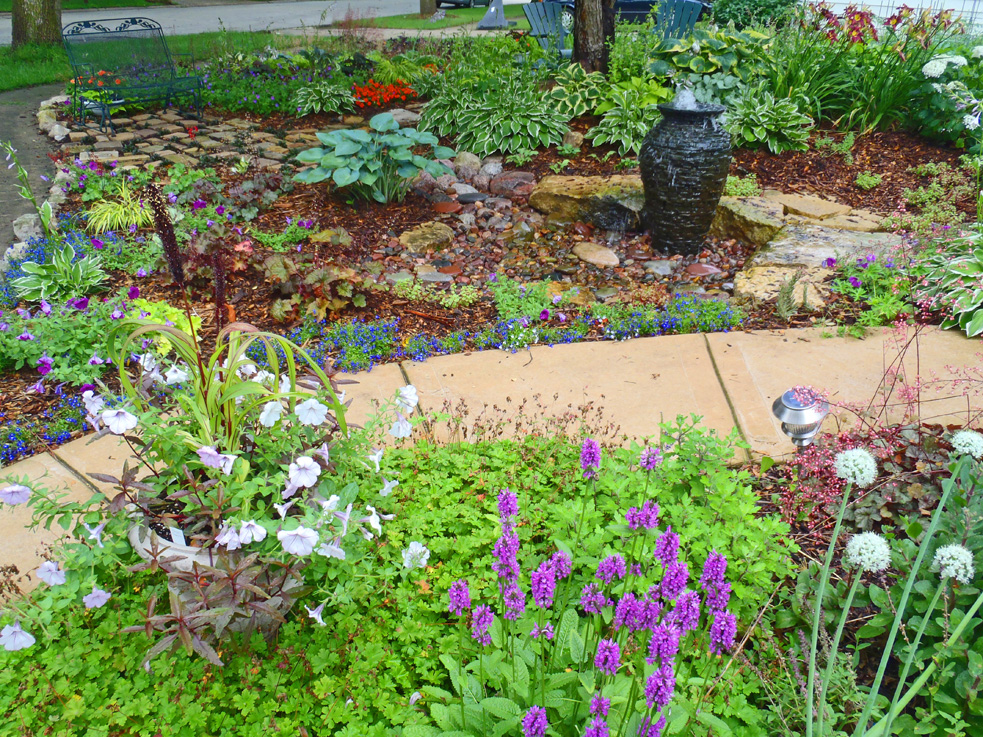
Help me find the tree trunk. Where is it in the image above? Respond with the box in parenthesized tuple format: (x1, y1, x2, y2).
(420, 0, 437, 17)
(12, 0, 62, 49)
(574, 0, 616, 73)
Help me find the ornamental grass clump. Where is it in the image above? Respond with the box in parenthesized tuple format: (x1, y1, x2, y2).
(432, 442, 739, 737)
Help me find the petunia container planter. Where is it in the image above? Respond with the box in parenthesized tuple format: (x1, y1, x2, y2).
(638, 90, 732, 256)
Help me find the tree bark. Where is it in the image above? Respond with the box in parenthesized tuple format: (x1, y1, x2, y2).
(574, 0, 616, 73)
(12, 0, 62, 49)
(419, 0, 437, 17)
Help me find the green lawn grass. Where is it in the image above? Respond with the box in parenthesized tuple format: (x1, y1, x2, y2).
(344, 4, 530, 31)
(0, 0, 161, 11)
(0, 31, 294, 94)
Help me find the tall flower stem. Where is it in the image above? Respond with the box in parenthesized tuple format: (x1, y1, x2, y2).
(806, 480, 854, 737)
(816, 569, 863, 735)
(556, 479, 593, 616)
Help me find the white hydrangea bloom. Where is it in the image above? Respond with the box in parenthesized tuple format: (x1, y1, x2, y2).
(973, 45, 983, 58)
(951, 429, 983, 459)
(845, 532, 891, 572)
(923, 58, 948, 78)
(933, 544, 976, 584)
(834, 448, 878, 487)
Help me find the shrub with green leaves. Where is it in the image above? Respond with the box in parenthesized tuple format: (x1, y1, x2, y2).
(712, 0, 798, 28)
(724, 87, 813, 154)
(549, 63, 608, 120)
(11, 242, 108, 303)
(912, 229, 983, 336)
(648, 27, 771, 85)
(290, 81, 356, 117)
(293, 112, 455, 203)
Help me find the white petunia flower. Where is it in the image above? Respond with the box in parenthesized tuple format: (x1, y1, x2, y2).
(397, 385, 419, 413)
(238, 520, 267, 544)
(36, 560, 66, 586)
(0, 621, 35, 651)
(236, 362, 257, 379)
(834, 448, 878, 488)
(83, 521, 107, 548)
(258, 401, 283, 428)
(279, 374, 293, 393)
(381, 477, 399, 497)
(305, 601, 327, 626)
(317, 540, 347, 560)
(288, 456, 321, 488)
(389, 413, 412, 439)
(402, 541, 431, 570)
(164, 365, 189, 385)
(0, 484, 30, 505)
(81, 390, 105, 416)
(82, 585, 112, 609)
(363, 505, 382, 534)
(845, 532, 891, 573)
(215, 525, 242, 551)
(278, 526, 319, 556)
(296, 398, 328, 426)
(102, 408, 138, 435)
(273, 500, 295, 519)
(197, 446, 236, 475)
(254, 370, 275, 386)
(367, 448, 384, 473)
(933, 543, 976, 584)
(951, 429, 983, 459)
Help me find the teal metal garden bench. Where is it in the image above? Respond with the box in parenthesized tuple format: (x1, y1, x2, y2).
(523, 2, 573, 61)
(62, 17, 202, 133)
(654, 0, 704, 39)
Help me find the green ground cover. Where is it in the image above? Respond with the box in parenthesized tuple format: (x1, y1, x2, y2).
(344, 4, 529, 30)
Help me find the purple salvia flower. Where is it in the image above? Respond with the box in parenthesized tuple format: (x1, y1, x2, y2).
(645, 662, 675, 709)
(471, 604, 494, 646)
(594, 638, 620, 675)
(580, 583, 610, 614)
(503, 582, 526, 621)
(580, 438, 601, 479)
(647, 623, 681, 665)
(640, 447, 663, 470)
(666, 590, 700, 634)
(654, 527, 680, 566)
(448, 579, 471, 617)
(709, 610, 737, 654)
(551, 550, 572, 579)
(531, 559, 556, 609)
(595, 554, 626, 585)
(590, 695, 611, 716)
(660, 560, 689, 602)
(521, 705, 548, 737)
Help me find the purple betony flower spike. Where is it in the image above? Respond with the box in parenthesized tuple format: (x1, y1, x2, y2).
(595, 554, 626, 585)
(709, 609, 737, 654)
(531, 559, 557, 609)
(471, 604, 494, 646)
(448, 579, 471, 617)
(665, 590, 700, 634)
(580, 583, 610, 614)
(550, 550, 572, 579)
(647, 623, 681, 665)
(581, 438, 601, 479)
(594, 638, 620, 675)
(503, 582, 526, 621)
(660, 560, 689, 602)
(640, 446, 663, 470)
(644, 662, 675, 709)
(654, 527, 680, 566)
(590, 695, 611, 716)
(521, 705, 548, 737)
(497, 488, 518, 521)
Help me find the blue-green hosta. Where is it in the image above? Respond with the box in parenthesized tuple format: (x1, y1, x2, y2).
(913, 230, 983, 336)
(11, 243, 108, 303)
(293, 112, 455, 203)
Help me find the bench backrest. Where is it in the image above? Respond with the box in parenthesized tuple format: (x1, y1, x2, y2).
(654, 0, 703, 39)
(63, 18, 176, 87)
(523, 2, 568, 54)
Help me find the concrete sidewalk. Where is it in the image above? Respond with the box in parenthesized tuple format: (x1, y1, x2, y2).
(2, 325, 981, 591)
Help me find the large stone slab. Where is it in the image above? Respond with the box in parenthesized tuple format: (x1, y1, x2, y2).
(0, 454, 94, 593)
(338, 362, 411, 430)
(399, 221, 455, 253)
(52, 434, 133, 494)
(747, 225, 901, 269)
(705, 327, 983, 458)
(529, 175, 644, 230)
(764, 192, 852, 221)
(402, 335, 743, 457)
(709, 196, 786, 247)
(733, 265, 832, 309)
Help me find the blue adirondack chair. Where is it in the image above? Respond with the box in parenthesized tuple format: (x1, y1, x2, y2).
(654, 0, 703, 39)
(523, 2, 573, 60)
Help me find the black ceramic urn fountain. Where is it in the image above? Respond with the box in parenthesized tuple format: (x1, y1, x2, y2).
(638, 89, 732, 256)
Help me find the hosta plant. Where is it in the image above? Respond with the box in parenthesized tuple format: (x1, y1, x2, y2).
(724, 87, 813, 154)
(293, 112, 455, 203)
(11, 243, 109, 303)
(290, 81, 356, 117)
(587, 81, 669, 156)
(912, 229, 983, 336)
(549, 63, 608, 120)
(648, 27, 771, 84)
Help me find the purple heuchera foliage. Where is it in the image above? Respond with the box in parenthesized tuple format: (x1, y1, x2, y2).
(654, 527, 680, 566)
(644, 663, 675, 709)
(594, 638, 620, 675)
(531, 559, 557, 609)
(471, 604, 494, 646)
(595, 554, 626, 585)
(580, 438, 601, 479)
(448, 579, 470, 617)
(710, 610, 737, 654)
(522, 705, 548, 737)
(580, 583, 611, 614)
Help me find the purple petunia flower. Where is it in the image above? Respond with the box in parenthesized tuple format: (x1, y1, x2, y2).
(596, 554, 626, 585)
(167, 192, 178, 204)
(91, 237, 104, 250)
(83, 585, 111, 609)
(36, 353, 54, 376)
(136, 268, 148, 278)
(822, 257, 837, 268)
(128, 286, 140, 300)
(647, 623, 681, 665)
(654, 527, 680, 566)
(709, 610, 737, 654)
(539, 309, 549, 321)
(39, 300, 51, 316)
(17, 331, 35, 341)
(580, 438, 601, 479)
(471, 604, 494, 646)
(448, 579, 471, 617)
(645, 662, 675, 709)
(531, 559, 556, 609)
(640, 446, 663, 470)
(522, 706, 548, 737)
(551, 550, 572, 579)
(71, 297, 89, 310)
(215, 205, 225, 215)
(192, 199, 206, 210)
(594, 638, 620, 675)
(849, 276, 862, 288)
(581, 583, 610, 614)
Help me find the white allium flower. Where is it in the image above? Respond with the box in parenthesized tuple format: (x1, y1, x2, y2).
(215, 525, 242, 551)
(0, 484, 30, 505)
(834, 448, 878, 487)
(0, 621, 35, 651)
(289, 456, 321, 488)
(238, 520, 267, 544)
(278, 526, 319, 556)
(923, 58, 947, 77)
(102, 408, 138, 435)
(164, 365, 189, 385)
(973, 45, 983, 58)
(305, 602, 327, 626)
(397, 385, 419, 413)
(933, 544, 976, 584)
(258, 401, 283, 428)
(951, 429, 983, 459)
(389, 413, 412, 439)
(296, 398, 328, 426)
(36, 560, 66, 586)
(403, 541, 431, 570)
(964, 114, 981, 132)
(845, 532, 891, 572)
